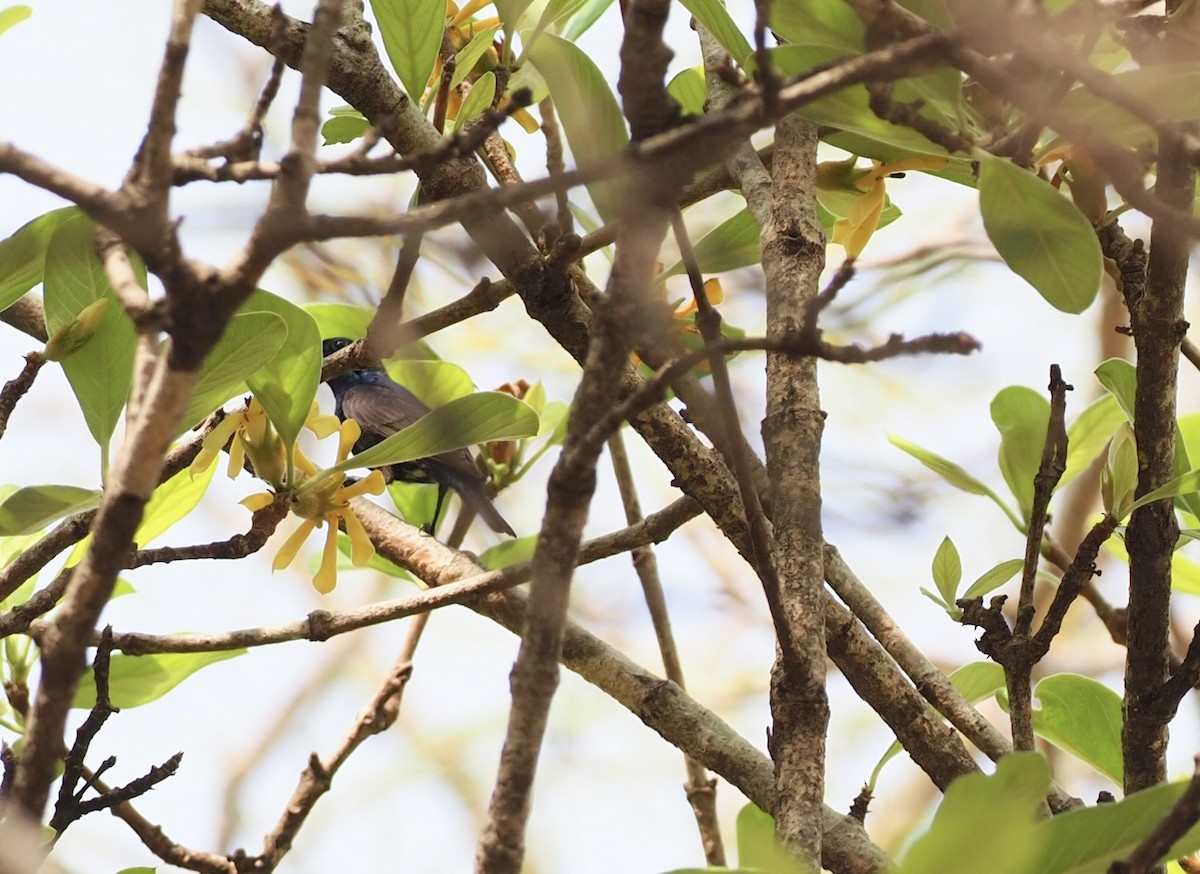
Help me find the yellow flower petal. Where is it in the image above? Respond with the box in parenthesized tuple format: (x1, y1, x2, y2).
(305, 403, 341, 439)
(239, 492, 276, 512)
(190, 414, 244, 476)
(340, 508, 376, 567)
(342, 469, 387, 498)
(294, 446, 320, 477)
(338, 419, 362, 460)
(273, 518, 318, 572)
(313, 520, 341, 594)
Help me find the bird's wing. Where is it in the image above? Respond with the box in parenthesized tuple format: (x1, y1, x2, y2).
(339, 382, 430, 437)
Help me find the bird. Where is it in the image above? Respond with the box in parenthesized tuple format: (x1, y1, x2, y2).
(322, 338, 515, 537)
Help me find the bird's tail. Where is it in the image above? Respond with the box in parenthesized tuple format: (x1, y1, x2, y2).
(458, 481, 516, 537)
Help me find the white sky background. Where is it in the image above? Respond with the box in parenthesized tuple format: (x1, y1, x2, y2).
(3, 1, 1200, 872)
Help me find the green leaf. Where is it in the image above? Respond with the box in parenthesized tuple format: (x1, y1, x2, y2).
(74, 650, 246, 709)
(757, 45, 954, 158)
(384, 359, 475, 409)
(1094, 358, 1136, 421)
(370, 0, 445, 103)
(1058, 67, 1200, 147)
(479, 535, 537, 569)
(1127, 466, 1200, 515)
(43, 213, 138, 457)
(526, 35, 629, 221)
(949, 661, 1006, 703)
(889, 434, 1023, 530)
(322, 109, 370, 145)
(115, 868, 157, 874)
(736, 803, 811, 873)
(135, 461, 217, 549)
(0, 5, 31, 38)
(977, 151, 1102, 314)
(325, 392, 539, 476)
(666, 66, 706, 118)
(961, 558, 1025, 602)
(1032, 778, 1200, 872)
(561, 0, 615, 40)
(1061, 394, 1125, 489)
(304, 302, 373, 340)
(0, 485, 101, 536)
(771, 0, 864, 51)
(930, 535, 962, 606)
(1030, 673, 1122, 784)
(449, 26, 499, 89)
(242, 290, 322, 449)
(0, 206, 77, 309)
(495, 0, 535, 47)
(679, 0, 753, 64)
(1102, 423, 1138, 518)
(387, 480, 440, 533)
(451, 71, 497, 134)
(991, 386, 1051, 524)
(896, 753, 1049, 874)
(177, 310, 288, 434)
(659, 209, 762, 281)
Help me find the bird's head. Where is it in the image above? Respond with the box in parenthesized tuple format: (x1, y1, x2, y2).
(322, 337, 354, 358)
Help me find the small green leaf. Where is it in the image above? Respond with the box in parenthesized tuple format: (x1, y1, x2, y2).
(334, 531, 413, 580)
(114, 868, 157, 874)
(977, 151, 1102, 314)
(889, 434, 1023, 530)
(666, 66, 706, 118)
(1058, 67, 1200, 147)
(1031, 673, 1122, 784)
(74, 650, 246, 709)
(659, 209, 762, 280)
(991, 386, 1051, 524)
(526, 35, 629, 221)
(370, 0, 445, 103)
(177, 310, 288, 434)
(1127, 466, 1200, 515)
(960, 558, 1025, 602)
(321, 110, 370, 145)
(949, 661, 1006, 704)
(135, 461, 217, 549)
(0, 485, 101, 536)
(495, 0, 535, 47)
(930, 536, 962, 606)
(479, 535, 537, 569)
(1102, 423, 1138, 518)
(387, 480, 440, 533)
(0, 206, 78, 310)
(242, 289, 323, 449)
(0, 5, 31, 38)
(43, 213, 139, 458)
(451, 71, 497, 134)
(325, 392, 539, 476)
(1094, 358, 1136, 421)
(678, 0, 753, 64)
(896, 753, 1049, 874)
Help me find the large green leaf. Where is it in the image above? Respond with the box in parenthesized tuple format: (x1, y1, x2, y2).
(304, 302, 373, 340)
(736, 803, 809, 873)
(1031, 673, 1122, 784)
(678, 0, 753, 64)
(659, 208, 762, 280)
(135, 461, 217, 549)
(526, 35, 629, 221)
(1061, 394, 1125, 489)
(75, 650, 246, 709)
(771, 0, 864, 52)
(177, 311, 288, 434)
(384, 359, 475, 408)
(0, 485, 101, 536)
(0, 206, 77, 309)
(43, 214, 139, 457)
(561, 0, 615, 40)
(991, 386, 1051, 525)
(325, 391, 538, 475)
(1032, 779, 1200, 872)
(495, 0, 534, 47)
(896, 753, 1049, 874)
(242, 289, 322, 449)
(977, 151, 1102, 314)
(1057, 67, 1200, 147)
(370, 0, 445, 103)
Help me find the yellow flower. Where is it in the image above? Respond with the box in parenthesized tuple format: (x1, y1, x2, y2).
(249, 418, 386, 594)
(827, 156, 948, 258)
